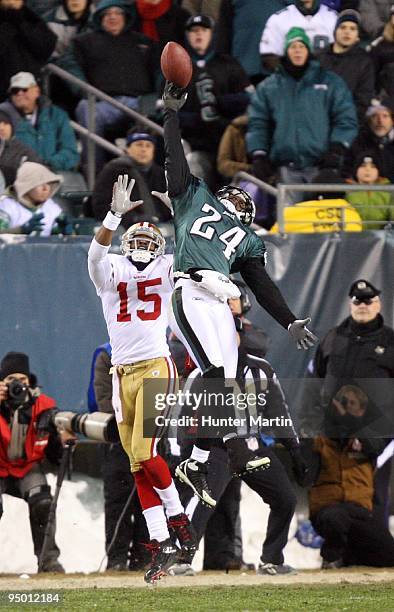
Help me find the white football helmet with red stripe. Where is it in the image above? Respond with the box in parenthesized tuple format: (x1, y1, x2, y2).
(120, 222, 166, 263)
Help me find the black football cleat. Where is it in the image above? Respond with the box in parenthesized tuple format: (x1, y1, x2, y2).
(144, 538, 178, 584)
(168, 512, 197, 563)
(175, 459, 216, 507)
(225, 437, 271, 477)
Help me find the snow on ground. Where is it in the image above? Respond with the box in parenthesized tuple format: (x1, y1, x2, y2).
(0, 473, 321, 574)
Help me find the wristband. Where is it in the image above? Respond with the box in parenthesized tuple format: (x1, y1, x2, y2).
(103, 211, 122, 231)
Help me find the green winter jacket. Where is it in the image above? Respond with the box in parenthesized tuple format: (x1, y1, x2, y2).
(346, 178, 393, 229)
(246, 60, 358, 169)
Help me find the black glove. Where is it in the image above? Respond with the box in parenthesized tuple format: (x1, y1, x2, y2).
(162, 81, 188, 112)
(52, 213, 73, 236)
(20, 212, 45, 235)
(252, 154, 275, 183)
(319, 142, 347, 171)
(289, 447, 310, 487)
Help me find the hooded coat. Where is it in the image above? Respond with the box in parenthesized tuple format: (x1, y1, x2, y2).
(247, 59, 358, 169)
(0, 162, 62, 235)
(45, 0, 94, 59)
(68, 0, 160, 97)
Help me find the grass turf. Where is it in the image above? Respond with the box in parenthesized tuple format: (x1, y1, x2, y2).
(1, 584, 393, 612)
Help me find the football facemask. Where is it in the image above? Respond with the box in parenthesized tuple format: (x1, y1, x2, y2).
(120, 222, 165, 263)
(216, 186, 256, 226)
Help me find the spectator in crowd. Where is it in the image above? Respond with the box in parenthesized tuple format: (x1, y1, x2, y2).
(26, 0, 60, 17)
(300, 279, 394, 526)
(182, 0, 221, 22)
(215, 0, 288, 84)
(319, 10, 375, 122)
(0, 161, 69, 235)
(0, 0, 57, 102)
(0, 351, 71, 572)
(308, 386, 394, 568)
(134, 0, 190, 51)
(0, 72, 80, 174)
(69, 0, 160, 172)
(46, 0, 94, 61)
(345, 97, 394, 182)
(179, 14, 252, 190)
(0, 109, 41, 187)
(345, 153, 393, 228)
(369, 5, 394, 100)
(359, 0, 393, 39)
(92, 130, 170, 229)
(88, 342, 150, 571)
(247, 27, 358, 204)
(217, 115, 276, 228)
(260, 0, 337, 73)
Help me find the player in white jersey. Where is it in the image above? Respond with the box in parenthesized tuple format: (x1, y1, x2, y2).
(88, 175, 196, 584)
(260, 0, 337, 59)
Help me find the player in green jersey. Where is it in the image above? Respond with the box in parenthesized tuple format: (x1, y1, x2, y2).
(159, 81, 317, 508)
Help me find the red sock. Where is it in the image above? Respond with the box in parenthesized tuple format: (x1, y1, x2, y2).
(141, 455, 172, 490)
(133, 469, 161, 511)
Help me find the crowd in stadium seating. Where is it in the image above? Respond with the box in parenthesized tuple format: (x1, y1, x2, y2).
(0, 0, 393, 233)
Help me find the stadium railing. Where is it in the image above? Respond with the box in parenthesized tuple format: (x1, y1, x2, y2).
(233, 171, 394, 233)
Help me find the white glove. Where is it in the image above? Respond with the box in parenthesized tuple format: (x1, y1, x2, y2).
(110, 175, 143, 217)
(191, 270, 241, 302)
(288, 318, 318, 350)
(151, 190, 173, 214)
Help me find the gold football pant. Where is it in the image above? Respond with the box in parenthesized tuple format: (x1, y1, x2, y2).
(112, 357, 177, 473)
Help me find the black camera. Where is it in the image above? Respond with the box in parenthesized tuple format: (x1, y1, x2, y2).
(340, 396, 348, 409)
(6, 379, 30, 404)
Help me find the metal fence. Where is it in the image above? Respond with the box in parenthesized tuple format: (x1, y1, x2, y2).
(42, 64, 164, 190)
(233, 171, 394, 233)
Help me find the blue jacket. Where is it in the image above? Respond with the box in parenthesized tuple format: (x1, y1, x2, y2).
(0, 98, 79, 172)
(246, 60, 358, 169)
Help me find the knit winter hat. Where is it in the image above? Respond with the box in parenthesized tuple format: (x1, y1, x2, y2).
(284, 27, 311, 53)
(352, 153, 383, 179)
(0, 352, 30, 379)
(335, 9, 361, 32)
(14, 162, 63, 207)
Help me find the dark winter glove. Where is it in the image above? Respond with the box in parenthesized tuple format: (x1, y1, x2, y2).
(20, 212, 45, 235)
(289, 446, 310, 487)
(252, 153, 275, 183)
(52, 213, 74, 236)
(288, 318, 318, 350)
(319, 142, 347, 171)
(162, 81, 188, 112)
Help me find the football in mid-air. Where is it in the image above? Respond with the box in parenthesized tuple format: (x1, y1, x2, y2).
(160, 41, 193, 88)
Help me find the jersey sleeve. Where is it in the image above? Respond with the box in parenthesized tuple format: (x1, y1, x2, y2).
(239, 257, 296, 329)
(87, 238, 112, 295)
(164, 108, 192, 199)
(260, 14, 283, 56)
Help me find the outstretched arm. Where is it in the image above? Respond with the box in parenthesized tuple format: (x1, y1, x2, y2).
(163, 82, 191, 198)
(88, 176, 142, 291)
(240, 257, 318, 350)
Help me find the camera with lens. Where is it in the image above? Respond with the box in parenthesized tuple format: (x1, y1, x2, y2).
(53, 411, 119, 443)
(6, 379, 30, 405)
(340, 396, 348, 409)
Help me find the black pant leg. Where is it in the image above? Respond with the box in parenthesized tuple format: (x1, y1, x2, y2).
(345, 513, 394, 567)
(373, 460, 392, 527)
(311, 503, 354, 562)
(203, 477, 242, 570)
(102, 443, 134, 567)
(190, 446, 233, 542)
(242, 448, 296, 565)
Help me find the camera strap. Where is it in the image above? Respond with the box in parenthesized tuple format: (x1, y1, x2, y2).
(8, 408, 29, 461)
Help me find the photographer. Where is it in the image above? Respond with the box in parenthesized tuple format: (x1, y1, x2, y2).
(308, 384, 394, 569)
(0, 351, 72, 573)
